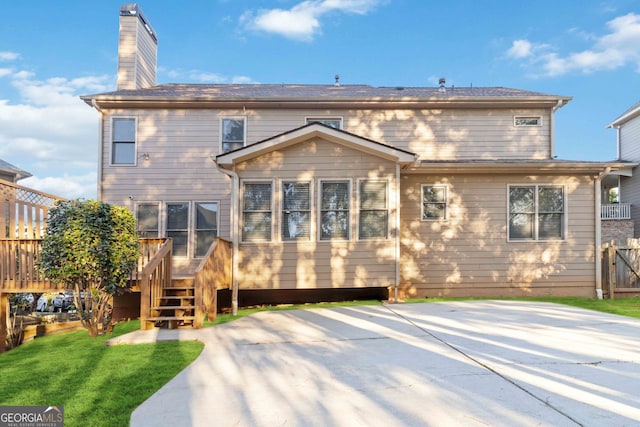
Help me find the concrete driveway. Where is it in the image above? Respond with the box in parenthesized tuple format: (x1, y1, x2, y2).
(111, 301, 640, 426)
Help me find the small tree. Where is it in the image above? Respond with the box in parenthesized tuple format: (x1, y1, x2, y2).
(38, 200, 140, 337)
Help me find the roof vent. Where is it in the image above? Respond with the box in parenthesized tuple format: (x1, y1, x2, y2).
(334, 74, 340, 87)
(438, 77, 446, 93)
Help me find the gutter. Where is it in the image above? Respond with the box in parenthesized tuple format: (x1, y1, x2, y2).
(215, 161, 240, 316)
(595, 167, 611, 299)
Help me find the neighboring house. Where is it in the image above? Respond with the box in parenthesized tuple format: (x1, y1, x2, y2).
(608, 101, 640, 238)
(0, 159, 31, 184)
(81, 4, 629, 304)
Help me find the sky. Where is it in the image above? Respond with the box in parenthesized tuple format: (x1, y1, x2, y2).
(1, 0, 639, 200)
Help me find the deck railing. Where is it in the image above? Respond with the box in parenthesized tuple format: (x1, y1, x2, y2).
(193, 238, 232, 327)
(601, 203, 631, 220)
(139, 238, 173, 330)
(0, 239, 63, 292)
(0, 179, 65, 239)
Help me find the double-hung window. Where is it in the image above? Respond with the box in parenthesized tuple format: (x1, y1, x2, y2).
(242, 182, 272, 242)
(221, 117, 246, 153)
(320, 181, 350, 240)
(112, 118, 136, 165)
(195, 202, 218, 256)
(282, 182, 311, 240)
(508, 185, 564, 240)
(359, 180, 388, 239)
(422, 185, 447, 220)
(136, 203, 159, 238)
(166, 202, 189, 256)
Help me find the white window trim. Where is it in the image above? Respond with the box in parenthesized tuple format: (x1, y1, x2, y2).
(357, 178, 390, 240)
(193, 200, 220, 258)
(506, 184, 567, 242)
(110, 117, 138, 167)
(220, 116, 247, 154)
(514, 116, 543, 127)
(241, 179, 274, 243)
(280, 180, 313, 243)
(421, 184, 448, 221)
(305, 116, 343, 129)
(318, 179, 352, 241)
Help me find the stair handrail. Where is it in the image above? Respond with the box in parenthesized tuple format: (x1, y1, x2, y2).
(139, 238, 173, 330)
(193, 237, 232, 327)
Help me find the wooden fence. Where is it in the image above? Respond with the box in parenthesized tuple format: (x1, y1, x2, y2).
(601, 239, 640, 299)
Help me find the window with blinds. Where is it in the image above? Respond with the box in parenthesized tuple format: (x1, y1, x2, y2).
(320, 181, 350, 240)
(242, 182, 272, 241)
(282, 182, 310, 240)
(359, 180, 388, 239)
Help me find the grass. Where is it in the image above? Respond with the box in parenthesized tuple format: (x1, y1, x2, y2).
(0, 320, 203, 427)
(404, 296, 640, 319)
(1, 296, 638, 426)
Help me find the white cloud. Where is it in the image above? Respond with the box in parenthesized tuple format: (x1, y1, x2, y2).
(160, 67, 258, 84)
(508, 13, 640, 77)
(0, 67, 113, 199)
(0, 51, 19, 61)
(241, 0, 385, 41)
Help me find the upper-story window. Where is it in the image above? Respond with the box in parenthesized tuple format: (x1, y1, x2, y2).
(422, 185, 447, 220)
(221, 117, 246, 153)
(514, 116, 542, 126)
(508, 185, 564, 241)
(306, 117, 342, 129)
(112, 118, 136, 165)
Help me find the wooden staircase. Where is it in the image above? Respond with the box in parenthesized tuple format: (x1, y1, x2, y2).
(147, 278, 196, 328)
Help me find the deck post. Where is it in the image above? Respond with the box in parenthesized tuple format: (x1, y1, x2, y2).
(0, 292, 8, 352)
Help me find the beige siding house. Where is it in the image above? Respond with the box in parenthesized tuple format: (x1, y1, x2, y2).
(82, 4, 628, 307)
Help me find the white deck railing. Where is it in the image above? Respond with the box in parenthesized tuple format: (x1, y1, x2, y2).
(601, 203, 631, 220)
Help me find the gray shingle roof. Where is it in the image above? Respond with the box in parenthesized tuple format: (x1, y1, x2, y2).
(82, 84, 568, 102)
(0, 159, 31, 180)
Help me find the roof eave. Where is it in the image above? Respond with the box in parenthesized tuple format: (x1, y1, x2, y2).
(405, 161, 633, 175)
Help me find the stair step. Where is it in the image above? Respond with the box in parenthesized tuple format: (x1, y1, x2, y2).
(160, 295, 194, 300)
(146, 316, 195, 321)
(152, 305, 195, 310)
(165, 286, 195, 291)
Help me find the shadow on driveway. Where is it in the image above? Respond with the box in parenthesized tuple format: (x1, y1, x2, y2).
(118, 301, 640, 427)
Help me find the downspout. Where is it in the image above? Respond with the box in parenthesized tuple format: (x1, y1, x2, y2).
(595, 167, 611, 299)
(549, 99, 564, 159)
(91, 99, 104, 201)
(215, 162, 240, 315)
(394, 163, 401, 302)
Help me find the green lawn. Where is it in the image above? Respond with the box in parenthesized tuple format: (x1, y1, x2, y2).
(2, 296, 638, 427)
(0, 320, 203, 427)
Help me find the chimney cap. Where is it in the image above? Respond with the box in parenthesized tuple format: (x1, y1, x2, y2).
(120, 3, 157, 42)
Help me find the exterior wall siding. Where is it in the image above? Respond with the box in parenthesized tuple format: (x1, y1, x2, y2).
(399, 173, 597, 298)
(235, 139, 398, 289)
(618, 117, 640, 237)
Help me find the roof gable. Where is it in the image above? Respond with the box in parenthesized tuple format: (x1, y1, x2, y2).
(215, 123, 416, 168)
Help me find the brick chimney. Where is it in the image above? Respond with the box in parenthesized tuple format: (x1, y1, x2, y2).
(117, 4, 157, 90)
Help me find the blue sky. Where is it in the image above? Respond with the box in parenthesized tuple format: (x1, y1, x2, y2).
(1, 0, 639, 199)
